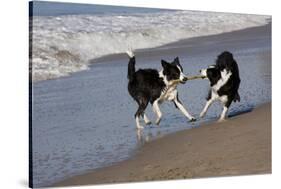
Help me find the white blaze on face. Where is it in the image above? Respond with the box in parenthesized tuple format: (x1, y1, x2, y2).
(200, 65, 215, 78)
(159, 70, 169, 86)
(177, 65, 186, 82)
(200, 69, 207, 77)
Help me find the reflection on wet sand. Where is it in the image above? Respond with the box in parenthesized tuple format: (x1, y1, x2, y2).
(136, 129, 164, 145)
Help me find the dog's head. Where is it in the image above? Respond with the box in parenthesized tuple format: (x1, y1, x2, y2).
(216, 51, 235, 71)
(199, 65, 221, 86)
(161, 57, 188, 84)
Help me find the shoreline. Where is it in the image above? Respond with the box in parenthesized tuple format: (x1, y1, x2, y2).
(33, 22, 271, 84)
(90, 22, 271, 64)
(54, 102, 271, 187)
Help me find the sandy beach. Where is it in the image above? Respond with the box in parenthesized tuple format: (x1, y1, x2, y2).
(32, 21, 271, 187)
(55, 103, 271, 187)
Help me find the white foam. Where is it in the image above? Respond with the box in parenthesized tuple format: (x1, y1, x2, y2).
(31, 11, 270, 81)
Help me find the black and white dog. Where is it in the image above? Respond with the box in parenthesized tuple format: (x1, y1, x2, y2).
(199, 51, 241, 121)
(127, 50, 196, 129)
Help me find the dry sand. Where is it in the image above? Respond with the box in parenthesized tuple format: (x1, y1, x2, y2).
(55, 103, 271, 187)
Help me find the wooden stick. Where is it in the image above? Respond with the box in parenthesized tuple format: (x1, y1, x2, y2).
(186, 75, 206, 80)
(171, 75, 206, 85)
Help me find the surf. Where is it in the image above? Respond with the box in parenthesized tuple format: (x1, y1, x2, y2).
(31, 10, 270, 82)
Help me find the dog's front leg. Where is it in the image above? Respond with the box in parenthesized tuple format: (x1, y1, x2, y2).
(173, 93, 196, 122)
(152, 100, 162, 125)
(200, 98, 215, 118)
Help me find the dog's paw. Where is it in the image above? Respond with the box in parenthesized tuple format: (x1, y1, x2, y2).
(189, 117, 197, 122)
(218, 118, 226, 123)
(145, 121, 152, 125)
(136, 125, 144, 130)
(155, 118, 161, 125)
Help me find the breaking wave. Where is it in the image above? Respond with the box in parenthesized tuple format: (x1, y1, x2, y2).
(31, 10, 270, 81)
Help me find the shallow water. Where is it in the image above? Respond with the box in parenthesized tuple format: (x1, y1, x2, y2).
(31, 27, 271, 187)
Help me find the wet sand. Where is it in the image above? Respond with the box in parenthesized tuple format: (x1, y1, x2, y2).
(55, 103, 271, 187)
(32, 23, 271, 187)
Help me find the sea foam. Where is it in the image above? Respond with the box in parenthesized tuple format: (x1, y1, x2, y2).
(31, 10, 270, 81)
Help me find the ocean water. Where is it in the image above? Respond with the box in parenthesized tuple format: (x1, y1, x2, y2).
(32, 25, 271, 187)
(30, 1, 270, 81)
(31, 1, 171, 16)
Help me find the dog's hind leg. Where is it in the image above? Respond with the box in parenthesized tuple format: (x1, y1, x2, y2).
(143, 114, 151, 125)
(218, 98, 232, 122)
(152, 100, 162, 125)
(135, 98, 149, 129)
(218, 106, 228, 122)
(233, 92, 240, 102)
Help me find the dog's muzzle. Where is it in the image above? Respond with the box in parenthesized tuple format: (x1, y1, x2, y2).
(182, 77, 188, 83)
(199, 69, 207, 78)
(180, 77, 188, 84)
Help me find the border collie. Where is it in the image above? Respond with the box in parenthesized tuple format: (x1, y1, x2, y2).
(127, 50, 196, 129)
(199, 51, 241, 121)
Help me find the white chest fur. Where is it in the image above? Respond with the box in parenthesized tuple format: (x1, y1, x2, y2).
(210, 69, 232, 103)
(158, 70, 178, 102)
(159, 85, 177, 102)
(212, 69, 232, 91)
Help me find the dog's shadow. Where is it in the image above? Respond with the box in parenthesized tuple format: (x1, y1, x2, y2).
(200, 106, 254, 122)
(228, 107, 253, 118)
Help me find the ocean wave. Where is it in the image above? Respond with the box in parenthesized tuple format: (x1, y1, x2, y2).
(31, 10, 270, 81)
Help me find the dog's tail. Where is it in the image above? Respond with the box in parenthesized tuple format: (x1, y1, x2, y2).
(126, 48, 135, 81)
(233, 92, 240, 102)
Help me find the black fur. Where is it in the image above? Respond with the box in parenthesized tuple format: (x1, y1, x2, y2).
(127, 56, 186, 121)
(128, 68, 165, 105)
(199, 51, 241, 121)
(161, 59, 183, 82)
(216, 51, 241, 103)
(206, 51, 241, 107)
(127, 56, 136, 80)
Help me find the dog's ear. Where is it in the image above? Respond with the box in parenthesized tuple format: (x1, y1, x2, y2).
(172, 57, 181, 67)
(161, 60, 169, 69)
(174, 57, 180, 64)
